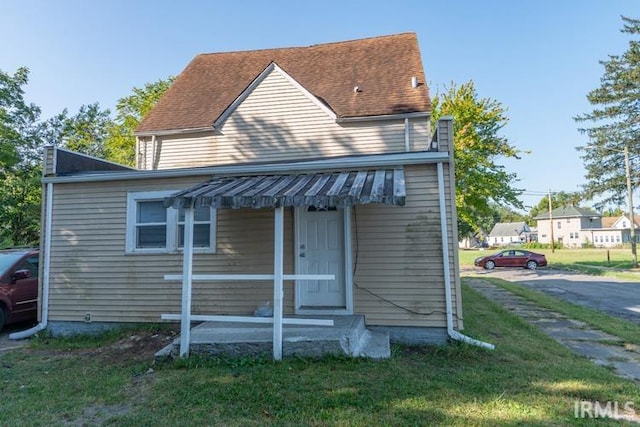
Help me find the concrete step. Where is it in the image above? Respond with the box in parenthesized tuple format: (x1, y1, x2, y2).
(154, 315, 390, 360)
(351, 329, 391, 359)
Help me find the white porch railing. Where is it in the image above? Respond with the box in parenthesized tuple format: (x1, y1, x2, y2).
(168, 205, 335, 360)
(162, 273, 335, 358)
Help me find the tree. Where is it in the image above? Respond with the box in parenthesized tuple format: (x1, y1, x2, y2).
(104, 77, 174, 166)
(432, 81, 523, 237)
(0, 67, 45, 246)
(0, 166, 41, 246)
(574, 16, 640, 206)
(58, 103, 112, 157)
(0, 67, 42, 171)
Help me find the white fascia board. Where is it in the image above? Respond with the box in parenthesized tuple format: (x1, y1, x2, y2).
(336, 111, 429, 123)
(134, 126, 214, 137)
(42, 151, 450, 184)
(213, 62, 336, 128)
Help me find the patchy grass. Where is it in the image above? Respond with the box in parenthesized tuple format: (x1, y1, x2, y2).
(2, 285, 639, 425)
(482, 277, 640, 348)
(459, 248, 640, 280)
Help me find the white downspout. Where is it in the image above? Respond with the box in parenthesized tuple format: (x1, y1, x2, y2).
(437, 162, 494, 350)
(10, 182, 53, 340)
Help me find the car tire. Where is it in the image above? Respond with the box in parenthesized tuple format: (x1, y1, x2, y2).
(484, 260, 495, 270)
(526, 260, 538, 270)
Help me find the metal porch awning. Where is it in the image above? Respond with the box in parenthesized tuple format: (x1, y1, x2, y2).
(164, 168, 405, 209)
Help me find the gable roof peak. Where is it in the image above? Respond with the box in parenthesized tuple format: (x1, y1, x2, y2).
(136, 33, 430, 134)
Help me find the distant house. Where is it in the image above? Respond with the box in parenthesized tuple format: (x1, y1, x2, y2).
(488, 222, 531, 247)
(588, 214, 640, 248)
(534, 206, 601, 248)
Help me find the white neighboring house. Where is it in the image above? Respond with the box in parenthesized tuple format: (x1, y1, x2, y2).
(588, 214, 640, 248)
(534, 206, 602, 248)
(488, 222, 531, 247)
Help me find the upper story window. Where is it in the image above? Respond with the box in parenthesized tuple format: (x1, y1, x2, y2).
(126, 191, 216, 254)
(557, 221, 562, 229)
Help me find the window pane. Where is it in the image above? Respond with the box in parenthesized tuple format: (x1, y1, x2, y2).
(138, 201, 166, 223)
(178, 206, 210, 222)
(137, 225, 167, 248)
(178, 224, 210, 248)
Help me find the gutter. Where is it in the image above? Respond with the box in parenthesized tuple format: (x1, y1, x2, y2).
(336, 111, 428, 123)
(10, 182, 53, 340)
(437, 162, 495, 350)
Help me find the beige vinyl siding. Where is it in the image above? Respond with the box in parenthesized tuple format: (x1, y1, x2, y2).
(352, 164, 459, 327)
(409, 119, 430, 151)
(48, 163, 458, 329)
(48, 177, 296, 323)
(137, 67, 431, 170)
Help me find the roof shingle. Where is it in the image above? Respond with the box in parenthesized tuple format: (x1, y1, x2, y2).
(136, 33, 430, 133)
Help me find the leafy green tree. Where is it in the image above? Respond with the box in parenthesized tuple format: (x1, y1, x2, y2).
(0, 67, 42, 170)
(0, 166, 41, 246)
(574, 16, 640, 205)
(432, 81, 523, 237)
(48, 103, 112, 157)
(0, 67, 45, 246)
(105, 77, 174, 166)
(491, 204, 528, 224)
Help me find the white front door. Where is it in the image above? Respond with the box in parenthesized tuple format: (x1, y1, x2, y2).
(296, 206, 346, 310)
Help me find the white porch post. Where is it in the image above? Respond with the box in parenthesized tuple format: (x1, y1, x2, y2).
(273, 206, 284, 360)
(179, 203, 195, 357)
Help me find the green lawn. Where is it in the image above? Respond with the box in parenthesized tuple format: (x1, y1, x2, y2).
(459, 247, 640, 279)
(2, 283, 639, 426)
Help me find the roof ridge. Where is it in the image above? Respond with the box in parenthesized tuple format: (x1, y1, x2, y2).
(194, 33, 417, 57)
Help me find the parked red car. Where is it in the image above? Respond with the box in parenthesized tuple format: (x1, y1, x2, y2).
(474, 249, 547, 270)
(0, 249, 39, 331)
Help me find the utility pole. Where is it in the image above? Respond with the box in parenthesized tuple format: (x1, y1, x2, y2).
(624, 145, 638, 268)
(548, 190, 555, 253)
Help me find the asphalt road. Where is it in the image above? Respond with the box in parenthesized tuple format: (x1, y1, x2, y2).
(464, 267, 640, 325)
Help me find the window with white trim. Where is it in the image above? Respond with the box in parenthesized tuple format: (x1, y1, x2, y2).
(126, 191, 216, 254)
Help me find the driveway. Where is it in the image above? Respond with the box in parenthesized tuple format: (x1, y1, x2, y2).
(463, 267, 640, 325)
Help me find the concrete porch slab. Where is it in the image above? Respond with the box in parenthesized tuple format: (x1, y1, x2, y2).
(155, 315, 390, 360)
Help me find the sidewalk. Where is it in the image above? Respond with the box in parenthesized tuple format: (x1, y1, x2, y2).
(466, 277, 640, 384)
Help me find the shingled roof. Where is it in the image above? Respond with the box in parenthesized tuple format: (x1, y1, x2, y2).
(533, 206, 600, 220)
(136, 33, 430, 133)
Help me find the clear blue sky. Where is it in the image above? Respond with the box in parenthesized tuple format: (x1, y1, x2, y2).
(1, 0, 637, 211)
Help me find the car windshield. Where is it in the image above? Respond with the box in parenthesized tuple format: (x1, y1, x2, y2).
(0, 252, 26, 277)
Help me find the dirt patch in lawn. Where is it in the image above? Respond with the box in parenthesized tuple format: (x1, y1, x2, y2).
(78, 329, 179, 365)
(26, 325, 180, 365)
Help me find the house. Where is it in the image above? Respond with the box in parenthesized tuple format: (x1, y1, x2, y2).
(589, 214, 640, 248)
(487, 222, 532, 246)
(534, 206, 601, 248)
(18, 34, 489, 358)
